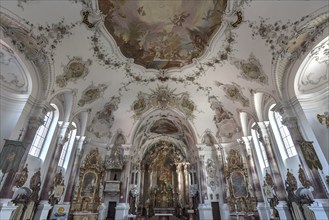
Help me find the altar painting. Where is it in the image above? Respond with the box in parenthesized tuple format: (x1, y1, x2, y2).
(81, 171, 97, 197)
(231, 171, 247, 198)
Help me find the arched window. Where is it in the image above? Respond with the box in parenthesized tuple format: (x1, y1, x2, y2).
(29, 105, 57, 157)
(58, 122, 77, 168)
(269, 105, 297, 159)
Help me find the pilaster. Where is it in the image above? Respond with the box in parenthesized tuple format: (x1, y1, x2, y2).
(242, 136, 264, 202)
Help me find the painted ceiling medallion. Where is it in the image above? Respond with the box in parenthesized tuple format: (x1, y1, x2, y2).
(98, 0, 228, 69)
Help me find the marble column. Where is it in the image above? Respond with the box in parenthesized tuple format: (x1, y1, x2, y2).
(39, 122, 74, 200)
(242, 136, 264, 202)
(0, 103, 51, 199)
(281, 117, 327, 199)
(176, 163, 183, 204)
(255, 122, 286, 201)
(198, 156, 207, 203)
(183, 163, 190, 206)
(64, 141, 83, 202)
(139, 165, 145, 204)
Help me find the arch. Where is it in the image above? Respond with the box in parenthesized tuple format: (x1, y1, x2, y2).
(131, 108, 198, 163)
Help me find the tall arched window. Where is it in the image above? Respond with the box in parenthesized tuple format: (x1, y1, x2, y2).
(269, 105, 297, 159)
(29, 104, 59, 158)
(29, 111, 53, 157)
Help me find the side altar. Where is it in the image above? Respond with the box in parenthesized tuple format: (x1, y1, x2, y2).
(69, 148, 104, 220)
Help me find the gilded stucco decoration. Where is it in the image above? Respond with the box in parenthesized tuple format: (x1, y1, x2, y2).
(299, 141, 323, 170)
(71, 148, 104, 215)
(209, 96, 240, 139)
(29, 169, 41, 202)
(56, 57, 92, 88)
(225, 149, 256, 213)
(206, 159, 218, 192)
(223, 83, 249, 107)
(87, 97, 120, 139)
(132, 85, 196, 120)
(15, 164, 28, 188)
(98, 0, 228, 69)
(78, 83, 108, 107)
(231, 53, 268, 84)
(298, 165, 311, 188)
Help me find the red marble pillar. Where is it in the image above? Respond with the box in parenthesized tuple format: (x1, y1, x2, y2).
(255, 122, 286, 201)
(39, 123, 74, 200)
(242, 136, 264, 202)
(64, 147, 83, 202)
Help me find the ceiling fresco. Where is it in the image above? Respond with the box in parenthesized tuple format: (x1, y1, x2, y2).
(99, 0, 228, 69)
(1, 0, 328, 147)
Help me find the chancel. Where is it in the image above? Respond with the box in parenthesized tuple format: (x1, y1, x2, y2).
(0, 1, 328, 220)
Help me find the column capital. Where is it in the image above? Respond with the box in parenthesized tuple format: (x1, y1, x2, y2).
(28, 116, 45, 130)
(281, 117, 298, 129)
(31, 100, 55, 118)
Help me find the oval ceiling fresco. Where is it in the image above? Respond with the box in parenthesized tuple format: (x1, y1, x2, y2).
(99, 0, 228, 69)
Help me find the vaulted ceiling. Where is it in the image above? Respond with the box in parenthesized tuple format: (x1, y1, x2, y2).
(1, 0, 328, 147)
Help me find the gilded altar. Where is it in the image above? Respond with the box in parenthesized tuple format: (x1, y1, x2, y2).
(224, 149, 257, 216)
(70, 148, 104, 220)
(138, 141, 189, 217)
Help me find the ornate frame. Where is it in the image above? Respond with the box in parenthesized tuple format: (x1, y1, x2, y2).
(70, 148, 104, 214)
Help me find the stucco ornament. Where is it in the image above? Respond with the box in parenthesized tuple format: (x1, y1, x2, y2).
(132, 85, 196, 120)
(78, 83, 108, 107)
(223, 83, 249, 107)
(56, 57, 92, 87)
(209, 96, 240, 139)
(231, 53, 268, 84)
(87, 97, 120, 139)
(206, 159, 218, 192)
(104, 145, 124, 170)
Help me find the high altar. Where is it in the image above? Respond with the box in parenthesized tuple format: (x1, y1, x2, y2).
(137, 141, 191, 217)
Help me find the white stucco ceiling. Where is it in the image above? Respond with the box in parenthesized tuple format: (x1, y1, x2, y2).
(1, 0, 328, 146)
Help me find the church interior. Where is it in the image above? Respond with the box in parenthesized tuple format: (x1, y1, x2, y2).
(0, 0, 328, 220)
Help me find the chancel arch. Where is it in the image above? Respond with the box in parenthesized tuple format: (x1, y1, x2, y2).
(128, 107, 200, 217)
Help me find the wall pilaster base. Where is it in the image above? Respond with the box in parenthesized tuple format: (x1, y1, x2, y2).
(198, 203, 213, 220)
(257, 202, 271, 220)
(33, 200, 53, 220)
(309, 199, 329, 220)
(115, 203, 129, 220)
(0, 199, 16, 220)
(276, 200, 292, 220)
